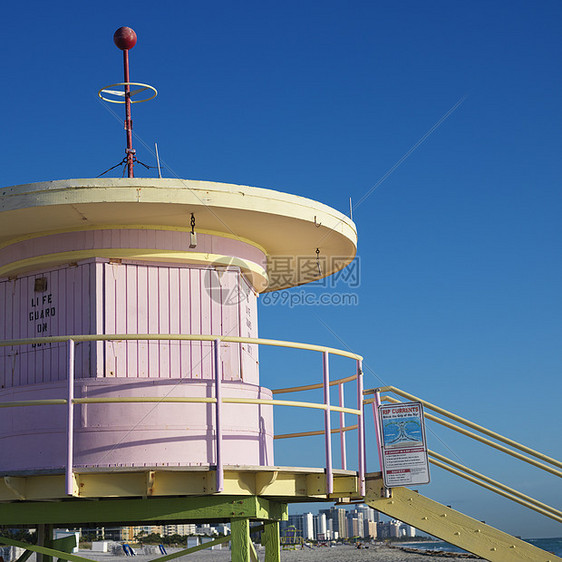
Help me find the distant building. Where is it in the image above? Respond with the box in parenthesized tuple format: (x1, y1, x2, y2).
(375, 520, 416, 539)
(376, 521, 389, 539)
(163, 524, 197, 536)
(346, 511, 363, 538)
(196, 524, 213, 536)
(302, 513, 314, 540)
(215, 524, 230, 536)
(314, 513, 327, 540)
(404, 524, 416, 537)
(334, 507, 348, 538)
(366, 520, 377, 539)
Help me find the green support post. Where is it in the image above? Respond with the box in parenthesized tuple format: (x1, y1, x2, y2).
(230, 518, 250, 562)
(38, 524, 53, 562)
(262, 521, 280, 562)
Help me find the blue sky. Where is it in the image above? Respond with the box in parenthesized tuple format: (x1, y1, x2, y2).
(2, 0, 561, 539)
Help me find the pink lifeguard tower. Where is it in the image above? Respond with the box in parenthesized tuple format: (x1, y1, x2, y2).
(1, 27, 559, 562)
(0, 27, 363, 562)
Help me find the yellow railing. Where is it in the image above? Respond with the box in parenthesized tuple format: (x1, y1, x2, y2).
(271, 373, 363, 475)
(364, 386, 562, 523)
(0, 333, 365, 497)
(8, 332, 558, 526)
(0, 333, 362, 360)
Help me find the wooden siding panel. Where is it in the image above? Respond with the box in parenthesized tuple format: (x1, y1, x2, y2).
(136, 265, 148, 377)
(0, 264, 94, 387)
(147, 265, 160, 377)
(189, 269, 203, 380)
(93, 260, 105, 379)
(169, 267, 181, 378)
(126, 264, 139, 379)
(240, 274, 259, 385)
(103, 262, 118, 378)
(1, 261, 259, 386)
(158, 267, 171, 378)
(178, 267, 192, 378)
(0, 279, 6, 389)
(220, 270, 241, 381)
(199, 269, 213, 381)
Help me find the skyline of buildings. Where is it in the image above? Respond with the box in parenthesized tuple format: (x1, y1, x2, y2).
(281, 505, 417, 542)
(62, 506, 417, 544)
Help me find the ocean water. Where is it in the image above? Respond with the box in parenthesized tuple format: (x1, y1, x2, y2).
(405, 537, 562, 557)
(527, 538, 562, 557)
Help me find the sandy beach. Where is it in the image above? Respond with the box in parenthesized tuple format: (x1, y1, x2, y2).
(74, 544, 478, 561)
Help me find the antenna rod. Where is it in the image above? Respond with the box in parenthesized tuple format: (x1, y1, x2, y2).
(155, 142, 162, 178)
(123, 48, 134, 177)
(114, 27, 138, 178)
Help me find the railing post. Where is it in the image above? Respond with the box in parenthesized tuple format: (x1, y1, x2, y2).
(214, 338, 224, 492)
(356, 359, 365, 497)
(322, 351, 333, 494)
(338, 383, 347, 470)
(372, 388, 384, 476)
(66, 339, 75, 496)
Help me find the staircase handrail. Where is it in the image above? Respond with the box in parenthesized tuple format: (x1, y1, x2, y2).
(365, 385, 562, 472)
(427, 450, 562, 522)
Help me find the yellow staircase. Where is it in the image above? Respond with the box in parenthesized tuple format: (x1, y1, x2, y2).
(364, 386, 562, 562)
(366, 473, 561, 562)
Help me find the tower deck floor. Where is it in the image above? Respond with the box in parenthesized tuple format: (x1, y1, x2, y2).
(0, 465, 362, 506)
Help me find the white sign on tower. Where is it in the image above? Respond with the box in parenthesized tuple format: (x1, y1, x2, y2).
(378, 401, 430, 487)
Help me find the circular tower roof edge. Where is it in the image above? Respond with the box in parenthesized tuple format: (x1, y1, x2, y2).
(0, 178, 357, 292)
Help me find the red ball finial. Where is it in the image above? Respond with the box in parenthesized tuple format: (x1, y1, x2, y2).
(113, 27, 137, 50)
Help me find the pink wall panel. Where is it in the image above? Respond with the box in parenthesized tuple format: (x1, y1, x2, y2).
(100, 262, 249, 382)
(158, 267, 171, 378)
(168, 267, 181, 377)
(0, 262, 96, 388)
(1, 378, 274, 470)
(0, 280, 6, 389)
(103, 262, 118, 378)
(45, 269, 59, 383)
(17, 278, 28, 385)
(93, 261, 105, 378)
(239, 274, 259, 385)
(136, 265, 149, 377)
(199, 269, 213, 381)
(178, 268, 192, 378)
(0, 229, 268, 276)
(0, 257, 260, 386)
(126, 264, 139, 379)
(147, 265, 160, 377)
(72, 266, 86, 382)
(220, 270, 239, 382)
(189, 269, 202, 379)
(210, 269, 223, 380)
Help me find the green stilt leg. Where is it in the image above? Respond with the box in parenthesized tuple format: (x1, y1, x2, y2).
(230, 518, 250, 562)
(263, 520, 280, 562)
(37, 524, 53, 562)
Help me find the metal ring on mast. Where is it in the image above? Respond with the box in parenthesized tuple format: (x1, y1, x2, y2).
(98, 82, 158, 104)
